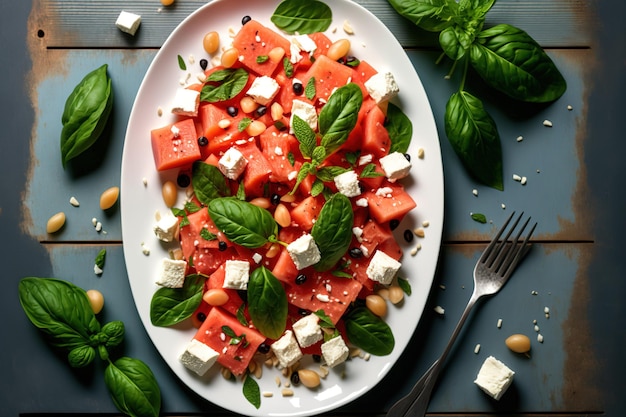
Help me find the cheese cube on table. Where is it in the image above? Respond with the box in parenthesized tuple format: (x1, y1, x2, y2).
(115, 11, 141, 36)
(218, 147, 247, 180)
(366, 250, 401, 285)
(292, 314, 323, 348)
(156, 258, 187, 288)
(290, 99, 318, 133)
(379, 151, 412, 182)
(246, 75, 280, 105)
(364, 71, 399, 103)
(334, 170, 361, 198)
(179, 339, 219, 376)
(287, 234, 321, 270)
(223, 260, 250, 290)
(153, 211, 179, 242)
(271, 330, 303, 368)
(474, 356, 515, 400)
(171, 88, 200, 117)
(321, 336, 349, 368)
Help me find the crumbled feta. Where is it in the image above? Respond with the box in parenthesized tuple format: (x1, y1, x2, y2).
(153, 211, 179, 242)
(247, 75, 280, 105)
(321, 336, 349, 368)
(543, 119, 553, 127)
(366, 250, 401, 285)
(115, 11, 141, 36)
(252, 252, 263, 264)
(69, 196, 80, 207)
(474, 356, 515, 400)
(179, 339, 219, 376)
(290, 99, 318, 133)
(171, 88, 200, 117)
(364, 71, 399, 103)
(223, 260, 250, 290)
(287, 234, 321, 270)
(291, 35, 317, 54)
(434, 305, 445, 315)
(156, 258, 187, 288)
(94, 264, 103, 276)
(355, 198, 368, 207)
(379, 151, 411, 181)
(292, 314, 323, 348)
(271, 330, 303, 368)
(334, 170, 361, 198)
(358, 154, 373, 166)
(218, 147, 248, 180)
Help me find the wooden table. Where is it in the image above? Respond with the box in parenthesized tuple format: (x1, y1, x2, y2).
(2, 0, 624, 415)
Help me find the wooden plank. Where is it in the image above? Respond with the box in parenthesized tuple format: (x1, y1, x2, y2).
(32, 0, 594, 49)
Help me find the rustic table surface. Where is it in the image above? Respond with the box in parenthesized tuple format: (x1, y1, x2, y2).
(2, 0, 625, 416)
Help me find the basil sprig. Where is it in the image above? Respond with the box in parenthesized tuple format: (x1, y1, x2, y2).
(60, 64, 113, 168)
(200, 68, 249, 103)
(18, 277, 161, 417)
(344, 306, 395, 356)
(271, 0, 332, 34)
(192, 161, 231, 204)
(311, 193, 354, 271)
(247, 266, 288, 339)
(387, 0, 566, 190)
(150, 274, 206, 327)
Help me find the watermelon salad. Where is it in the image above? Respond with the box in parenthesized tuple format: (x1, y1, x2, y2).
(146, 2, 422, 406)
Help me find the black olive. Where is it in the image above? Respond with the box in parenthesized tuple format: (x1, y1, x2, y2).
(404, 229, 414, 243)
(257, 343, 270, 354)
(196, 312, 207, 322)
(271, 193, 280, 205)
(295, 274, 307, 285)
(227, 106, 238, 117)
(242, 15, 252, 25)
(293, 82, 304, 95)
(290, 371, 300, 385)
(218, 241, 227, 251)
(198, 136, 208, 147)
(312, 354, 321, 363)
(255, 105, 267, 117)
(177, 173, 191, 188)
(404, 153, 411, 161)
(389, 219, 400, 230)
(349, 248, 363, 259)
(199, 58, 208, 71)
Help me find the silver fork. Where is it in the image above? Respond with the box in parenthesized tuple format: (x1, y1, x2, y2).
(387, 212, 537, 417)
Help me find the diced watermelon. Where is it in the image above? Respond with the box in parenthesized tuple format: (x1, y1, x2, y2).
(271, 248, 299, 284)
(198, 103, 247, 155)
(259, 126, 302, 184)
(232, 20, 291, 76)
(363, 182, 417, 224)
(362, 103, 391, 158)
(302, 55, 354, 102)
(350, 60, 378, 98)
(289, 195, 324, 231)
(233, 140, 272, 197)
(206, 265, 246, 317)
(151, 118, 201, 171)
(194, 246, 240, 276)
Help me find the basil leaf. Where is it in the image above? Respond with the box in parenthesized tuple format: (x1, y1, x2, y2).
(243, 374, 261, 409)
(271, 0, 332, 34)
(192, 161, 230, 204)
(247, 267, 288, 340)
(387, 0, 458, 32)
(316, 166, 349, 182)
(360, 163, 383, 179)
(150, 275, 205, 327)
(344, 306, 395, 356)
(445, 91, 503, 190)
(311, 193, 354, 271)
(439, 25, 473, 60)
(101, 320, 125, 348)
(459, 0, 495, 21)
(292, 114, 316, 158)
(18, 277, 101, 350)
(313, 309, 335, 329)
(95, 248, 106, 269)
(104, 357, 161, 417)
(470, 24, 567, 102)
(200, 68, 249, 103)
(60, 64, 113, 167)
(305, 77, 316, 100)
(177, 54, 187, 70)
(386, 103, 413, 154)
(283, 57, 294, 77)
(471, 212, 488, 223)
(208, 198, 278, 248)
(397, 277, 412, 295)
(68, 345, 96, 368)
(319, 83, 363, 155)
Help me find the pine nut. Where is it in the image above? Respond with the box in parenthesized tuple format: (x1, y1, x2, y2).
(46, 212, 66, 233)
(265, 243, 281, 258)
(270, 102, 284, 121)
(250, 197, 271, 209)
(377, 288, 390, 300)
(162, 180, 177, 207)
(99, 186, 120, 210)
(274, 203, 291, 227)
(202, 289, 229, 306)
(86, 289, 104, 314)
(221, 367, 232, 380)
(327, 39, 351, 61)
(203, 31, 220, 54)
(365, 294, 387, 317)
(280, 193, 296, 203)
(268, 46, 286, 63)
(221, 47, 240, 68)
(246, 120, 267, 137)
(388, 285, 404, 304)
(297, 369, 321, 388)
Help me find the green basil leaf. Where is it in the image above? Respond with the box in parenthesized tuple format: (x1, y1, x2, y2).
(310, 179, 325, 197)
(439, 25, 473, 60)
(397, 277, 412, 295)
(101, 320, 125, 348)
(200, 68, 249, 103)
(344, 306, 395, 356)
(60, 64, 113, 167)
(150, 275, 205, 327)
(243, 374, 261, 409)
(292, 114, 317, 158)
(238, 117, 253, 132)
(291, 161, 314, 194)
(470, 24, 567, 102)
(386, 103, 413, 154)
(471, 212, 488, 223)
(104, 357, 161, 417)
(311, 145, 327, 165)
(387, 0, 458, 32)
(283, 57, 294, 77)
(208, 197, 278, 248)
(319, 83, 363, 155)
(247, 266, 288, 340)
(359, 163, 383, 179)
(271, 0, 332, 34)
(305, 77, 316, 100)
(459, 0, 495, 21)
(311, 193, 354, 271)
(316, 166, 349, 182)
(68, 345, 96, 368)
(95, 248, 106, 269)
(313, 309, 335, 329)
(236, 303, 249, 326)
(445, 91, 503, 190)
(192, 161, 230, 204)
(18, 277, 101, 350)
(177, 54, 187, 70)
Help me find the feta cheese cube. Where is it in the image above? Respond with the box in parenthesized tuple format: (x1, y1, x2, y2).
(156, 258, 187, 288)
(115, 11, 141, 36)
(246, 75, 280, 105)
(364, 71, 399, 103)
(291, 35, 318, 53)
(153, 211, 179, 242)
(290, 99, 318, 133)
(321, 336, 349, 368)
(292, 314, 323, 348)
(271, 330, 303, 368)
(334, 170, 361, 198)
(474, 356, 515, 400)
(287, 234, 321, 270)
(366, 250, 401, 285)
(179, 339, 219, 376)
(171, 88, 200, 117)
(218, 147, 247, 180)
(379, 151, 412, 181)
(223, 260, 250, 290)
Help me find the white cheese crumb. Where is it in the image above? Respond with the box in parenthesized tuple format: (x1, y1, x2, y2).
(543, 119, 553, 127)
(516, 135, 523, 142)
(534, 324, 540, 332)
(69, 196, 80, 207)
(342, 19, 355, 35)
(94, 264, 103, 276)
(434, 305, 445, 315)
(472, 188, 478, 196)
(497, 318, 503, 328)
(521, 176, 527, 185)
(537, 333, 544, 343)
(474, 343, 481, 354)
(501, 203, 506, 209)
(513, 174, 522, 182)
(567, 105, 573, 111)
(142, 177, 148, 186)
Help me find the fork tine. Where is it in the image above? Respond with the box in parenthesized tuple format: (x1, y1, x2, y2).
(500, 219, 537, 279)
(493, 215, 530, 273)
(479, 211, 516, 264)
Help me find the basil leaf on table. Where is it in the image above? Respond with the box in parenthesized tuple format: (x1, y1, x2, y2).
(387, 0, 458, 32)
(344, 306, 395, 356)
(470, 24, 567, 102)
(192, 161, 231, 204)
(60, 64, 113, 167)
(105, 357, 161, 417)
(208, 197, 278, 248)
(150, 274, 205, 327)
(386, 102, 413, 154)
(68, 345, 97, 368)
(311, 193, 354, 272)
(247, 266, 288, 340)
(101, 320, 125, 348)
(319, 83, 363, 155)
(445, 90, 503, 190)
(200, 68, 249, 103)
(271, 0, 332, 34)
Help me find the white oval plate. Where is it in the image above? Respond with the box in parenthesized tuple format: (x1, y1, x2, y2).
(121, 0, 443, 415)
